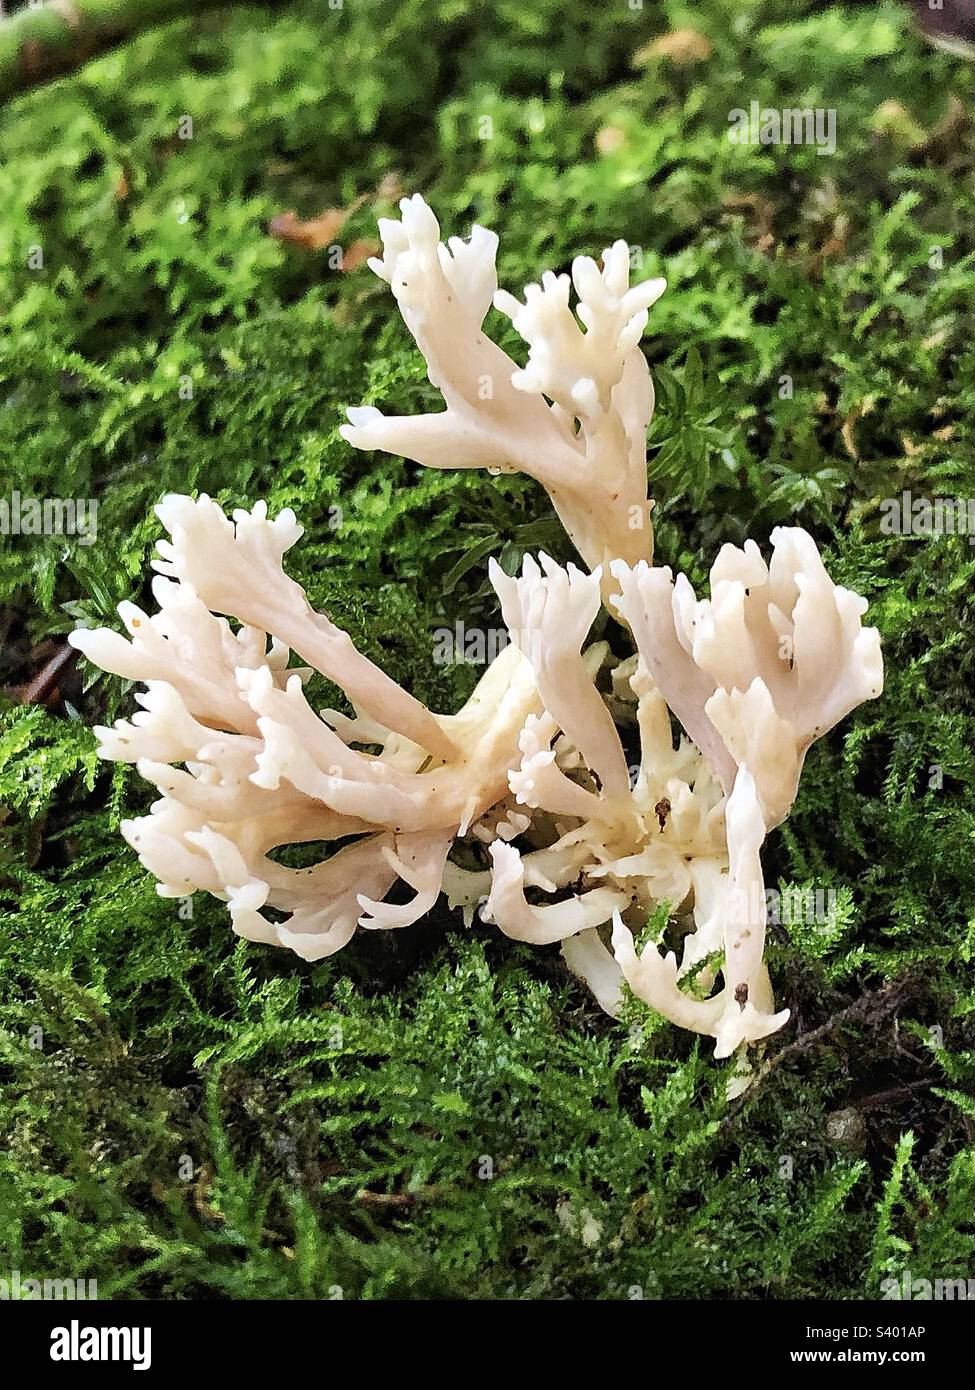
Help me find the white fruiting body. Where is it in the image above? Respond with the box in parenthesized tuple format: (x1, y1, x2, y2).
(71, 196, 884, 1066)
(339, 194, 660, 580)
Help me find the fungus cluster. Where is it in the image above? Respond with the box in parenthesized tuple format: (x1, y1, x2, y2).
(71, 196, 883, 1068)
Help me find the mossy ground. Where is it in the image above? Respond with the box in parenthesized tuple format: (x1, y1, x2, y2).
(1, 0, 974, 1299)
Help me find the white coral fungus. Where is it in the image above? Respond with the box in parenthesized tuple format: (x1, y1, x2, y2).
(72, 196, 883, 1066)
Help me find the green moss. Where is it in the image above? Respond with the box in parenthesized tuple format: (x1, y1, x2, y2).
(1, 0, 974, 1298)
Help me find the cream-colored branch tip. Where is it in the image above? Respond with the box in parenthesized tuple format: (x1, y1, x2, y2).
(340, 194, 664, 573)
(68, 494, 544, 961)
(611, 768, 790, 1059)
(148, 493, 457, 762)
(490, 553, 630, 800)
(612, 526, 884, 828)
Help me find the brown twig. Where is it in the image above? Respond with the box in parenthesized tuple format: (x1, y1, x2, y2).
(14, 642, 77, 707)
(852, 1078, 936, 1112)
(722, 974, 924, 1131)
(354, 1184, 447, 1209)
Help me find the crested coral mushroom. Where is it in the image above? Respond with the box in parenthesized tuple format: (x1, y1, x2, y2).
(71, 196, 883, 1072)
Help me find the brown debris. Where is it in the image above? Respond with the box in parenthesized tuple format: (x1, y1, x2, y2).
(840, 397, 875, 462)
(810, 217, 849, 272)
(269, 192, 381, 270)
(340, 238, 380, 272)
(721, 192, 776, 254)
(5, 640, 77, 708)
(634, 28, 713, 67)
(355, 1184, 446, 1208)
(376, 171, 405, 203)
(269, 206, 355, 252)
(920, 94, 972, 162)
